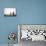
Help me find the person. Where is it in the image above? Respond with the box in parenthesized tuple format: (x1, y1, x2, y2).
(13, 11, 14, 16)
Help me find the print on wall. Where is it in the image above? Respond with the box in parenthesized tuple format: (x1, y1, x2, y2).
(18, 25, 46, 42)
(4, 8, 16, 16)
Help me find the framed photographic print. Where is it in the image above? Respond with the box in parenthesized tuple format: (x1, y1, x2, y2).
(4, 8, 16, 16)
(18, 24, 46, 42)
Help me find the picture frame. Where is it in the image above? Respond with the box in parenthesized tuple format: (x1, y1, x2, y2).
(4, 8, 16, 16)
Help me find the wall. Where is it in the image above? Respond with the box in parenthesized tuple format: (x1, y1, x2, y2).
(0, 0, 46, 44)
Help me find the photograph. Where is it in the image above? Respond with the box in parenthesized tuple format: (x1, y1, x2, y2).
(4, 8, 16, 16)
